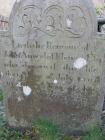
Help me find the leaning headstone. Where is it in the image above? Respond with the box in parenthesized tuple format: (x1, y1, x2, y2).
(2, 0, 105, 133)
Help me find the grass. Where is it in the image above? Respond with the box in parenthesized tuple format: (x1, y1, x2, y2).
(0, 117, 63, 140)
(0, 125, 37, 140)
(0, 114, 104, 140)
(0, 116, 42, 140)
(33, 118, 63, 140)
(0, 89, 4, 102)
(83, 125, 105, 140)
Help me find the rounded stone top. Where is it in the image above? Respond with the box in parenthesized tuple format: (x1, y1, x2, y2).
(9, 0, 97, 43)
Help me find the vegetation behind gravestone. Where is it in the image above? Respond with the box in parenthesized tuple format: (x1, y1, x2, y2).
(0, 89, 4, 102)
(96, 4, 105, 16)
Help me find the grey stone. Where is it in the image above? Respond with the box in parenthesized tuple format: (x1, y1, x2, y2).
(1, 0, 105, 133)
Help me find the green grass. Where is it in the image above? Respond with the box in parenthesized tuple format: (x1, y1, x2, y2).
(33, 118, 63, 140)
(0, 89, 4, 102)
(0, 115, 105, 140)
(0, 117, 63, 140)
(0, 125, 37, 140)
(84, 125, 105, 140)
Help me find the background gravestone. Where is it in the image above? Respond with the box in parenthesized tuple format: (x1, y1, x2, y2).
(2, 0, 105, 133)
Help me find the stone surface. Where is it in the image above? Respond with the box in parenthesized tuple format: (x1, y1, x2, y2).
(2, 0, 105, 133)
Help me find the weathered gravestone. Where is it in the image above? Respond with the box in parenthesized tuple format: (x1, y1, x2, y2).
(2, 0, 105, 133)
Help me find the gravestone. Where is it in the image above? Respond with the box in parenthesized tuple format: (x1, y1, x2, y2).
(2, 0, 105, 133)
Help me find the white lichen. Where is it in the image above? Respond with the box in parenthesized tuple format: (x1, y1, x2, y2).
(54, 79, 58, 84)
(16, 82, 22, 87)
(17, 96, 23, 102)
(0, 72, 3, 78)
(66, 18, 72, 28)
(23, 86, 32, 96)
(74, 58, 87, 69)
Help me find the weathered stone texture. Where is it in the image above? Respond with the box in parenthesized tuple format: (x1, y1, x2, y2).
(1, 0, 105, 133)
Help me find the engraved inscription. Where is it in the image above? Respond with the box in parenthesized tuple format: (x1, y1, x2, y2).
(12, 4, 91, 42)
(4, 41, 102, 107)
